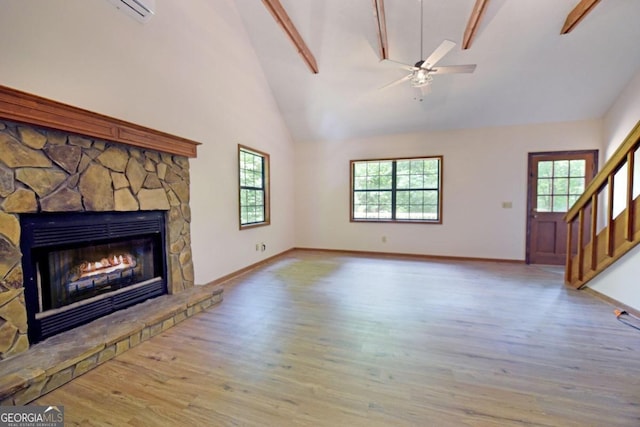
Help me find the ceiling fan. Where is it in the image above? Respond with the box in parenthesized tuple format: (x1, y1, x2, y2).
(381, 1, 476, 100)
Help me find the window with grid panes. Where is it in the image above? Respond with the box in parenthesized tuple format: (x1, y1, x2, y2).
(536, 159, 586, 212)
(351, 156, 442, 223)
(239, 145, 270, 228)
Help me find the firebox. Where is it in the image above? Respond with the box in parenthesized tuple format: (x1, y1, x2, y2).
(20, 211, 168, 343)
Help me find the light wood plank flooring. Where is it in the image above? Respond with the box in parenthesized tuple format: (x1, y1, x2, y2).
(35, 250, 640, 426)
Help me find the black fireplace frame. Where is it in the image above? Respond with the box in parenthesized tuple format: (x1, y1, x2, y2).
(20, 211, 168, 343)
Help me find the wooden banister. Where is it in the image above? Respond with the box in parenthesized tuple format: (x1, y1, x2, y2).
(564, 120, 640, 288)
(566, 121, 640, 222)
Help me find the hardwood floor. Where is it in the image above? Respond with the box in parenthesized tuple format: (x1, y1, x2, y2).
(35, 250, 640, 426)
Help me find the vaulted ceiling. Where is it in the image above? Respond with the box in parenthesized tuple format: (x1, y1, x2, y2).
(235, 0, 640, 143)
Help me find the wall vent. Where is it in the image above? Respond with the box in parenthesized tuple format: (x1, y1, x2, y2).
(107, 0, 155, 23)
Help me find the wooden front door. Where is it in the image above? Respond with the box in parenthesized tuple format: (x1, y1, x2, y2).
(526, 151, 597, 265)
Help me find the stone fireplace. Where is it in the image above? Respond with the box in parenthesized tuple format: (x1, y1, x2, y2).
(0, 117, 195, 358)
(21, 210, 168, 343)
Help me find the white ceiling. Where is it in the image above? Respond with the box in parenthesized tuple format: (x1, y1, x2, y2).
(235, 0, 640, 143)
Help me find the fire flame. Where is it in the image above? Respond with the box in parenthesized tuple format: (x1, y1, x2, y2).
(79, 253, 136, 278)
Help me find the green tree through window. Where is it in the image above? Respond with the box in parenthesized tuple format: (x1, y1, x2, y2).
(351, 156, 442, 223)
(239, 145, 270, 228)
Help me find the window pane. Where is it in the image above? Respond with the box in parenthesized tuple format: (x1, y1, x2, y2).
(354, 163, 367, 177)
(379, 206, 392, 218)
(367, 162, 380, 175)
(553, 196, 568, 212)
(537, 178, 552, 195)
(253, 171, 262, 188)
(569, 178, 584, 195)
(354, 177, 367, 190)
(366, 191, 379, 205)
(396, 160, 410, 174)
(424, 191, 438, 205)
(379, 161, 393, 176)
(569, 160, 585, 177)
(554, 160, 569, 177)
(410, 191, 424, 204)
(553, 178, 568, 195)
(379, 192, 392, 205)
(424, 159, 439, 174)
(568, 195, 580, 209)
(396, 191, 409, 205)
(396, 202, 409, 219)
(354, 192, 367, 205)
(367, 176, 381, 190)
(409, 175, 424, 188)
(397, 175, 410, 189)
(410, 160, 425, 174)
(538, 161, 553, 178)
(424, 174, 438, 188)
(537, 195, 551, 212)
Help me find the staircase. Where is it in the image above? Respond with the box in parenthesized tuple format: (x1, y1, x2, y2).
(564, 120, 640, 288)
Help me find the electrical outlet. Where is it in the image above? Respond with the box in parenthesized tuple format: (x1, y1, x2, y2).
(502, 201, 513, 209)
(382, 236, 387, 243)
(255, 243, 260, 251)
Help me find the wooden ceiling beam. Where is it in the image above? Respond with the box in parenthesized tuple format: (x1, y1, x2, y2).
(261, 0, 318, 74)
(462, 0, 490, 50)
(372, 0, 389, 60)
(561, 0, 602, 34)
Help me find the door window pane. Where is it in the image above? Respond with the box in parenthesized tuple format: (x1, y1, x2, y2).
(569, 160, 585, 176)
(553, 178, 568, 195)
(537, 195, 551, 212)
(538, 161, 553, 178)
(553, 196, 568, 212)
(554, 160, 569, 177)
(569, 178, 584, 195)
(537, 179, 552, 195)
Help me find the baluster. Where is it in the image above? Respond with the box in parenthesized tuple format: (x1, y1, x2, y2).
(565, 220, 573, 283)
(606, 175, 615, 257)
(590, 194, 598, 270)
(577, 209, 585, 281)
(626, 151, 635, 242)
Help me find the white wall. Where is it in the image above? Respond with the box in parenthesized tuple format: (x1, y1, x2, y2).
(588, 70, 640, 311)
(0, 0, 295, 285)
(295, 120, 602, 260)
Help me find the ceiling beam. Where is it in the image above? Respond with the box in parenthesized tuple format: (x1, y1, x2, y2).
(462, 0, 490, 50)
(372, 0, 389, 60)
(561, 0, 602, 34)
(261, 0, 318, 74)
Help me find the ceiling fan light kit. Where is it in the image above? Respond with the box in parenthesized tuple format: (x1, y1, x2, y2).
(410, 69, 433, 88)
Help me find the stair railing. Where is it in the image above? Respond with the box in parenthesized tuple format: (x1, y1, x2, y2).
(564, 120, 640, 288)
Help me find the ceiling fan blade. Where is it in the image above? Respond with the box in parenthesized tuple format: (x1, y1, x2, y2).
(383, 59, 418, 71)
(379, 74, 412, 90)
(422, 39, 456, 69)
(429, 64, 477, 75)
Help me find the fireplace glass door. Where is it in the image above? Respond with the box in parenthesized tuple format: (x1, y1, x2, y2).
(21, 210, 168, 343)
(41, 236, 159, 311)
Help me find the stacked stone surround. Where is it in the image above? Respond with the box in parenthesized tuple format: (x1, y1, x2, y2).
(0, 119, 195, 359)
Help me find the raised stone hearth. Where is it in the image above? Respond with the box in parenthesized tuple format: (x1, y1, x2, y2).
(0, 119, 195, 359)
(0, 283, 223, 405)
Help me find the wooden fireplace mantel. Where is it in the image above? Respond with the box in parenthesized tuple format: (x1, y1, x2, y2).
(0, 85, 200, 158)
